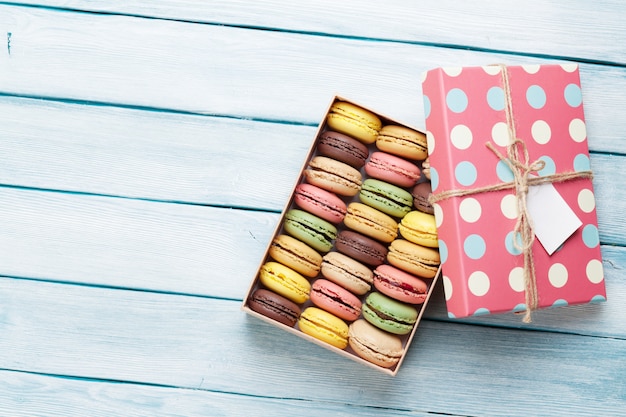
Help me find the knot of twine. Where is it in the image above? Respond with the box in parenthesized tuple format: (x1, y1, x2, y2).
(429, 64, 593, 323)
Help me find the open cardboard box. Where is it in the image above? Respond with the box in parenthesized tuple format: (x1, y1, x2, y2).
(242, 96, 441, 375)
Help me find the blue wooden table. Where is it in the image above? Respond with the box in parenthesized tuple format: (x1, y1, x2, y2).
(1, 2, 625, 416)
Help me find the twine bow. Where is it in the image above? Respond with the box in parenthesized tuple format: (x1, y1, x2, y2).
(429, 64, 593, 323)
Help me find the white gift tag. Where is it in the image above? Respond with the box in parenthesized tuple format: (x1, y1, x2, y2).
(526, 180, 582, 255)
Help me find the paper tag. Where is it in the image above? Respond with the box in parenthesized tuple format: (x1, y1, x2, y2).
(527, 180, 582, 255)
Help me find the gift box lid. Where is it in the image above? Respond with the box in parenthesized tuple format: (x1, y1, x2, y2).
(421, 64, 606, 321)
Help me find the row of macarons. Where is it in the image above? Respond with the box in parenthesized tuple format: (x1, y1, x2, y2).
(248, 102, 440, 368)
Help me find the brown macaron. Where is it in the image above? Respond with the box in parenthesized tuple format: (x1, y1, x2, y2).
(318, 130, 369, 169)
(335, 230, 388, 266)
(248, 288, 302, 327)
(411, 182, 434, 214)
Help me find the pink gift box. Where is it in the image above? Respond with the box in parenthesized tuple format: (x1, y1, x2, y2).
(421, 64, 606, 319)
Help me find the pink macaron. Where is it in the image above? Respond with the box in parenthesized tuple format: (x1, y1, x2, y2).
(373, 264, 429, 304)
(294, 183, 347, 224)
(365, 151, 421, 188)
(310, 279, 362, 321)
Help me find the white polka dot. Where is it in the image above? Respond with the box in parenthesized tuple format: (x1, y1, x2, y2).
(577, 189, 596, 213)
(569, 118, 587, 143)
(561, 63, 578, 73)
(426, 130, 435, 154)
(421, 71, 428, 83)
(586, 259, 604, 284)
(468, 271, 490, 296)
(443, 67, 463, 77)
(531, 120, 551, 144)
(508, 267, 525, 292)
(443, 275, 453, 300)
(482, 65, 502, 75)
(450, 124, 473, 150)
(548, 263, 568, 288)
(459, 198, 481, 223)
(491, 122, 510, 147)
(522, 64, 541, 74)
(433, 203, 443, 228)
(500, 194, 518, 219)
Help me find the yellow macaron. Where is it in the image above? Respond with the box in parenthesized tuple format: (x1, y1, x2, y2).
(376, 125, 428, 161)
(344, 202, 398, 243)
(298, 307, 349, 349)
(259, 261, 311, 304)
(398, 210, 438, 248)
(387, 239, 440, 278)
(326, 101, 382, 144)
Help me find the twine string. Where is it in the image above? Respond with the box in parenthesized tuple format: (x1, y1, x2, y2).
(429, 64, 593, 323)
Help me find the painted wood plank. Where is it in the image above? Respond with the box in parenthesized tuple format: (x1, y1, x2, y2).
(1, 4, 626, 148)
(0, 187, 278, 298)
(0, 186, 624, 337)
(13, 0, 626, 64)
(1, 278, 624, 416)
(0, 96, 316, 210)
(0, 370, 453, 417)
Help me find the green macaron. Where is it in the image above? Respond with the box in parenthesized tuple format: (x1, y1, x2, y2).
(362, 291, 418, 335)
(283, 209, 337, 253)
(359, 179, 413, 219)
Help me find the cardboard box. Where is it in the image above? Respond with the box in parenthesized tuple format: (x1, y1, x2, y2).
(421, 64, 606, 319)
(242, 96, 440, 375)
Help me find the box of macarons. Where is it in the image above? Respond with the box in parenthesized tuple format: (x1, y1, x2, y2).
(242, 96, 440, 375)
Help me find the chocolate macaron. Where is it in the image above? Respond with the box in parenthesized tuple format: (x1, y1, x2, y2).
(248, 288, 302, 327)
(318, 130, 369, 169)
(335, 230, 388, 266)
(411, 182, 434, 214)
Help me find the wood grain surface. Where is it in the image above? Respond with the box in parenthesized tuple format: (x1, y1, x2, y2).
(1, 1, 625, 416)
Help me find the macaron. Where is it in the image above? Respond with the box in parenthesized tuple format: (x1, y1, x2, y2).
(304, 156, 362, 197)
(259, 261, 311, 304)
(343, 202, 398, 243)
(248, 288, 301, 327)
(348, 319, 403, 369)
(269, 234, 323, 278)
(376, 125, 428, 161)
(411, 182, 434, 214)
(298, 306, 349, 349)
(326, 101, 382, 144)
(311, 279, 362, 321)
(318, 130, 369, 169)
(359, 179, 413, 219)
(362, 292, 418, 335)
(283, 209, 337, 253)
(421, 156, 431, 180)
(398, 210, 438, 248)
(387, 239, 440, 278)
(335, 230, 388, 266)
(321, 251, 374, 295)
(373, 264, 429, 304)
(365, 151, 421, 187)
(294, 183, 347, 224)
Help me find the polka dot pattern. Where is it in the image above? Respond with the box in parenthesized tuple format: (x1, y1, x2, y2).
(531, 120, 551, 144)
(549, 263, 568, 288)
(421, 63, 606, 318)
(455, 161, 477, 186)
(577, 189, 595, 213)
(526, 85, 546, 109)
(459, 198, 481, 223)
(447, 88, 468, 113)
(468, 271, 490, 296)
(491, 122, 510, 147)
(569, 118, 586, 142)
(451, 124, 473, 150)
